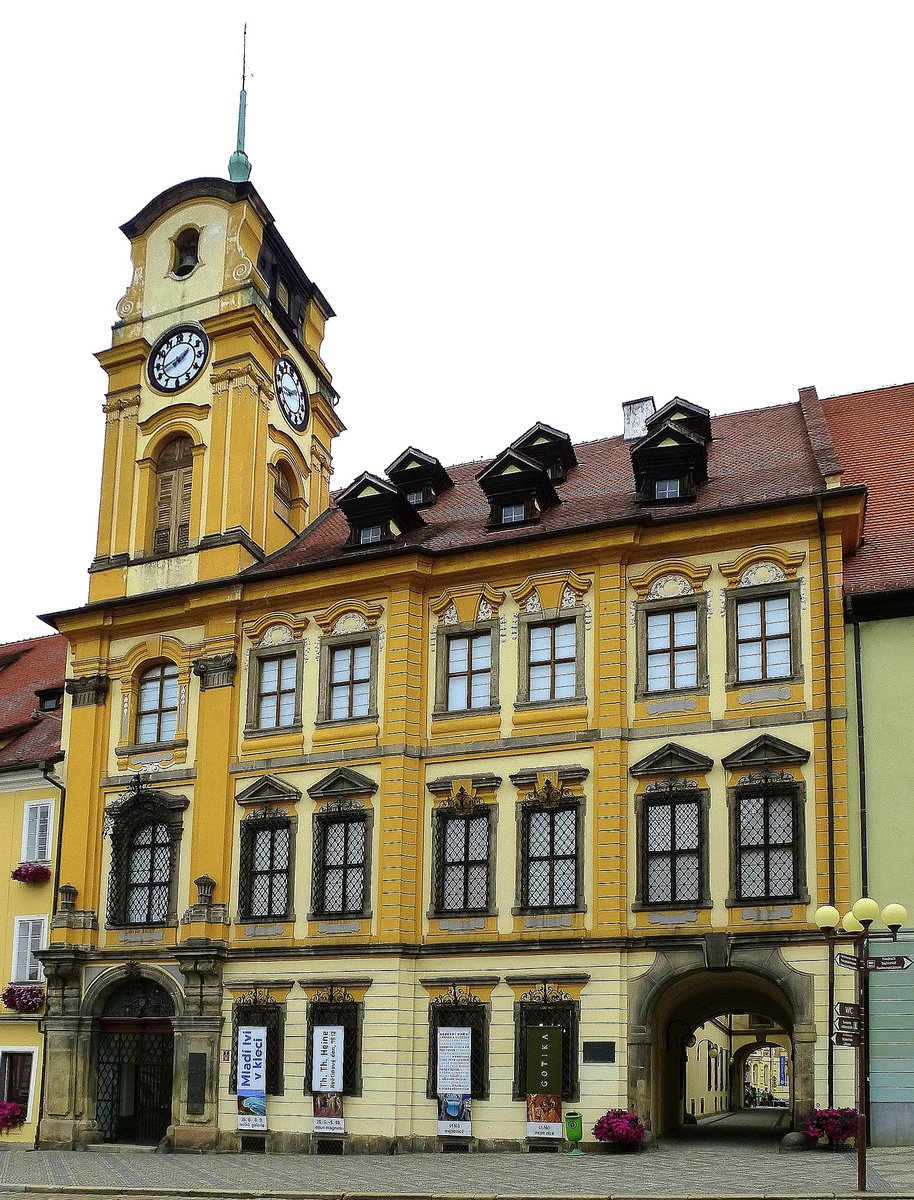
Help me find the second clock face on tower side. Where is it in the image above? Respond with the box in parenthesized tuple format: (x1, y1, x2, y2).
(274, 356, 309, 431)
(148, 325, 210, 393)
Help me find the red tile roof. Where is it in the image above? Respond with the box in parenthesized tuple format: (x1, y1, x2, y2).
(0, 634, 67, 770)
(821, 382, 914, 595)
(248, 401, 832, 576)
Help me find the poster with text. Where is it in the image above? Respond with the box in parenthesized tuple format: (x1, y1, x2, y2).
(236, 1024, 268, 1131)
(525, 1025, 563, 1139)
(436, 1027, 472, 1136)
(312, 1025, 345, 1133)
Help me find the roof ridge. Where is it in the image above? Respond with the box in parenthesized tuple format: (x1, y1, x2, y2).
(0, 632, 65, 651)
(822, 379, 914, 402)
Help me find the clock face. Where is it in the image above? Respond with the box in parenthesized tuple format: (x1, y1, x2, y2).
(274, 356, 309, 430)
(148, 326, 209, 393)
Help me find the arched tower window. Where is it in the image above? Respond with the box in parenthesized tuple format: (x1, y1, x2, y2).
(153, 437, 193, 555)
(274, 462, 294, 511)
(136, 662, 179, 744)
(171, 228, 200, 278)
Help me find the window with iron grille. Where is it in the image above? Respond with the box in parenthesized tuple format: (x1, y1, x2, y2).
(426, 996, 489, 1099)
(638, 791, 709, 908)
(432, 807, 492, 915)
(513, 996, 579, 1100)
(645, 607, 698, 692)
(305, 996, 361, 1095)
(519, 803, 579, 910)
(329, 643, 372, 720)
(106, 792, 185, 928)
(733, 784, 801, 901)
(256, 654, 297, 729)
(238, 812, 292, 920)
(230, 998, 284, 1095)
(125, 822, 172, 923)
(312, 809, 369, 917)
(446, 632, 492, 712)
(136, 662, 179, 744)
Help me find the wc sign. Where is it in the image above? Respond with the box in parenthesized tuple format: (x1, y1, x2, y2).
(236, 1025, 268, 1131)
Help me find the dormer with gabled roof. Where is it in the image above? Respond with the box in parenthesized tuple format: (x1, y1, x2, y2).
(385, 447, 454, 509)
(630, 398, 712, 504)
(476, 447, 559, 529)
(336, 472, 425, 548)
(509, 422, 578, 484)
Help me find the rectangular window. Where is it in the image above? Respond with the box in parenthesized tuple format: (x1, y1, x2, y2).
(644, 797, 701, 904)
(313, 814, 368, 917)
(22, 801, 52, 863)
(12, 918, 46, 983)
(231, 1001, 284, 1095)
(2, 1052, 33, 1112)
(646, 608, 698, 692)
(406, 488, 427, 506)
(329, 643, 372, 720)
(528, 620, 577, 703)
(736, 595, 791, 682)
(513, 999, 579, 1101)
(239, 817, 292, 920)
(501, 502, 526, 524)
(521, 805, 578, 909)
(736, 789, 797, 900)
(434, 812, 490, 913)
(654, 478, 681, 500)
(446, 632, 492, 712)
(305, 998, 361, 1095)
(358, 524, 383, 545)
(427, 1000, 489, 1099)
(257, 654, 297, 729)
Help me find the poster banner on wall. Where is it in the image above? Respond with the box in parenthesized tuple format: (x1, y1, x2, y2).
(779, 1055, 788, 1088)
(312, 1025, 345, 1133)
(236, 1025, 268, 1131)
(436, 1027, 472, 1137)
(525, 1025, 563, 1139)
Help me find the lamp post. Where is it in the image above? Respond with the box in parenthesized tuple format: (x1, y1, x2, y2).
(815, 898, 909, 1193)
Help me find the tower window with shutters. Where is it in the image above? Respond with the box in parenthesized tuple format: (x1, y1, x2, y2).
(153, 436, 193, 555)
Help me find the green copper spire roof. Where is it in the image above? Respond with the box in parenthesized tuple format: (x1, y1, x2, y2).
(228, 25, 252, 183)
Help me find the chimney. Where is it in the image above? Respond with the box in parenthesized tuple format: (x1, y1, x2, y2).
(622, 396, 656, 442)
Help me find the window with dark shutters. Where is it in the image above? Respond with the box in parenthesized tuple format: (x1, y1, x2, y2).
(153, 437, 193, 555)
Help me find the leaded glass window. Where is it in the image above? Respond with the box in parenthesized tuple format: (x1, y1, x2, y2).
(446, 633, 492, 711)
(528, 620, 577, 702)
(736, 595, 791, 682)
(433, 812, 490, 914)
(427, 996, 489, 1098)
(136, 663, 179, 744)
(521, 804, 578, 909)
(126, 822, 172, 924)
(513, 995, 579, 1101)
(329, 643, 372, 720)
(644, 797, 701, 904)
(239, 815, 291, 920)
(257, 654, 297, 729)
(736, 787, 797, 900)
(313, 812, 367, 916)
(646, 608, 698, 691)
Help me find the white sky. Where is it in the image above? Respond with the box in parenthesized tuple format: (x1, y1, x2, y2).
(3, 2, 912, 639)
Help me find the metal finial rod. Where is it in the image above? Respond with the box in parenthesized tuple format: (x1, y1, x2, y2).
(229, 24, 253, 182)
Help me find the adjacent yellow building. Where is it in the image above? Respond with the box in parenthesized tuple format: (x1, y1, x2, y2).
(38, 174, 868, 1151)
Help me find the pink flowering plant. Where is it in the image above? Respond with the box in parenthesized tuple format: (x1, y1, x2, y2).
(1, 985, 45, 1013)
(10, 863, 51, 884)
(806, 1106, 858, 1148)
(592, 1108, 646, 1147)
(0, 1101, 25, 1134)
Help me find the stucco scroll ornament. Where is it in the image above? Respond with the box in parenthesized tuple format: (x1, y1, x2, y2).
(525, 591, 543, 614)
(261, 624, 294, 647)
(116, 266, 144, 320)
(321, 798, 365, 814)
(312, 985, 355, 1004)
(333, 613, 369, 635)
(519, 982, 572, 1003)
(236, 988, 276, 1007)
(647, 573, 694, 600)
(560, 585, 578, 609)
(431, 985, 481, 1007)
(226, 213, 254, 283)
(645, 777, 699, 794)
(103, 764, 161, 836)
(524, 778, 572, 809)
(477, 597, 493, 621)
(738, 562, 787, 587)
(446, 786, 486, 816)
(738, 770, 794, 786)
(440, 602, 459, 626)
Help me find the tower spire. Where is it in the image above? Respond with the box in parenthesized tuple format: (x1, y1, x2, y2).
(228, 25, 252, 183)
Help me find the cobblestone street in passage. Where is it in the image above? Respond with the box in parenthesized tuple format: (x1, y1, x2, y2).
(0, 1113, 911, 1199)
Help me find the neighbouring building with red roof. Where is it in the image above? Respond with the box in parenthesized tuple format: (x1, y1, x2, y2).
(0, 633, 66, 1142)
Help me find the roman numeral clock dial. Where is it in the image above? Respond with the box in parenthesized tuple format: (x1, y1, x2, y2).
(147, 326, 210, 393)
(274, 356, 309, 431)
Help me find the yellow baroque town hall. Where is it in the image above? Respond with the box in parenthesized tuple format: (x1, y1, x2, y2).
(35, 173, 865, 1152)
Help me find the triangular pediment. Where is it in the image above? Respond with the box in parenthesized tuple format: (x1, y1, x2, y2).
(635, 421, 706, 453)
(647, 397, 713, 443)
(307, 766, 378, 799)
(630, 742, 714, 778)
(721, 735, 810, 770)
(235, 775, 302, 806)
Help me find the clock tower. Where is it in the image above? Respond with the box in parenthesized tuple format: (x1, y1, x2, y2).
(90, 175, 343, 603)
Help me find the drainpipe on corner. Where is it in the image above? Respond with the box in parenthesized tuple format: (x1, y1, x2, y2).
(816, 497, 837, 1110)
(36, 759, 66, 1149)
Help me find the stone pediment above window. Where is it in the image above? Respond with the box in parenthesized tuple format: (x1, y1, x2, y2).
(429, 584, 505, 624)
(336, 472, 425, 547)
(721, 735, 810, 772)
(235, 775, 302, 807)
(645, 397, 713, 444)
(476, 448, 559, 528)
(307, 767, 378, 801)
(509, 422, 578, 484)
(313, 598, 384, 635)
(385, 447, 454, 508)
(630, 743, 714, 778)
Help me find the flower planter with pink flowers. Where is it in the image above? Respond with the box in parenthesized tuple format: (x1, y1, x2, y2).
(592, 1108, 646, 1151)
(10, 863, 51, 885)
(0, 1102, 25, 1134)
(1, 985, 45, 1014)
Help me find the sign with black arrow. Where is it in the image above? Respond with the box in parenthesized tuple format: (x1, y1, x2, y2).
(835, 1002, 862, 1019)
(836, 952, 864, 971)
(832, 1031, 861, 1048)
(834, 1017, 862, 1033)
(866, 956, 913, 972)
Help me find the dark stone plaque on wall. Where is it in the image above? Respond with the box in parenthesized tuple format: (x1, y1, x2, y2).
(187, 1052, 207, 1114)
(583, 1041, 616, 1064)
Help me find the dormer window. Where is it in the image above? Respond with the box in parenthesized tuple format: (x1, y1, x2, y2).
(277, 278, 290, 312)
(406, 487, 430, 506)
(337, 472, 425, 550)
(654, 478, 681, 501)
(630, 398, 712, 505)
(386, 448, 454, 510)
(477, 448, 557, 530)
(171, 228, 200, 279)
(501, 503, 527, 525)
(358, 524, 384, 545)
(36, 688, 63, 712)
(509, 422, 578, 485)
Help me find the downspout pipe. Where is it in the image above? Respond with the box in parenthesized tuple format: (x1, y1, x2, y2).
(846, 596, 870, 895)
(816, 497, 837, 1111)
(37, 760, 65, 1150)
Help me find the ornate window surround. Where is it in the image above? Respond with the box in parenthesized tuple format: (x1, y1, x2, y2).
(510, 768, 588, 915)
(720, 550, 805, 690)
(428, 786, 498, 918)
(242, 617, 308, 739)
(511, 982, 580, 1102)
(303, 984, 365, 1097)
(103, 782, 188, 929)
(111, 639, 191, 763)
(237, 807, 296, 923)
(425, 986, 490, 1100)
(313, 601, 384, 727)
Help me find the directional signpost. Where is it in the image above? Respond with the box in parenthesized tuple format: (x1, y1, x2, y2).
(866, 956, 913, 972)
(832, 1030, 861, 1048)
(835, 1017, 862, 1034)
(835, 1001, 862, 1020)
(836, 952, 864, 971)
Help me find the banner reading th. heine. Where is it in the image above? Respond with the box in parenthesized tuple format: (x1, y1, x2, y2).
(436, 1027, 472, 1137)
(312, 1025, 345, 1133)
(525, 1025, 562, 1139)
(236, 1024, 267, 1131)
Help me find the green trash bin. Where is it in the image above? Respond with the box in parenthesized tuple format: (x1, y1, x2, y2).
(564, 1109, 583, 1154)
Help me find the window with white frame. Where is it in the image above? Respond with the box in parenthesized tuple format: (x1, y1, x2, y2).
(22, 801, 52, 864)
(0, 1050, 34, 1115)
(12, 918, 46, 983)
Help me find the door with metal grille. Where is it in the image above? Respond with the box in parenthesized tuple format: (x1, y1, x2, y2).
(96, 1025, 174, 1144)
